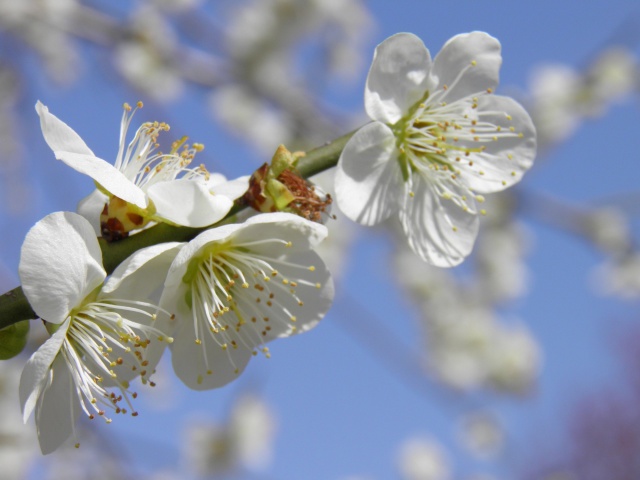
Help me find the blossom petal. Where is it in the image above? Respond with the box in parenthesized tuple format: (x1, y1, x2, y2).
(35, 353, 81, 454)
(102, 242, 183, 301)
(400, 174, 479, 266)
(431, 32, 502, 102)
(335, 122, 404, 226)
(458, 95, 537, 193)
(365, 33, 432, 124)
(19, 320, 69, 423)
(210, 175, 250, 201)
(53, 152, 148, 209)
(170, 318, 253, 390)
(257, 250, 334, 340)
(77, 189, 108, 236)
(19, 212, 105, 324)
(147, 179, 234, 227)
(233, 212, 329, 253)
(36, 101, 94, 156)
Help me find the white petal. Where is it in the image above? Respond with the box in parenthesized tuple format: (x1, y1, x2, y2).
(19, 212, 105, 323)
(169, 212, 325, 267)
(234, 212, 329, 253)
(36, 101, 94, 156)
(335, 122, 404, 226)
(400, 175, 479, 267)
(365, 33, 432, 124)
(206, 172, 228, 185)
(431, 32, 502, 102)
(147, 179, 234, 227)
(54, 152, 148, 209)
(35, 354, 81, 454)
(77, 189, 108, 236)
(260, 250, 333, 340)
(19, 320, 69, 423)
(101, 242, 183, 301)
(460, 95, 537, 193)
(170, 318, 253, 390)
(210, 175, 250, 201)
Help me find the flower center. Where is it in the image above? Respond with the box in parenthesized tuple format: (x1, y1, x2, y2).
(63, 300, 173, 423)
(115, 102, 209, 189)
(392, 83, 522, 214)
(184, 238, 322, 385)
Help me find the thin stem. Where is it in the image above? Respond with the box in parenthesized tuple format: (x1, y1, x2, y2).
(0, 130, 356, 330)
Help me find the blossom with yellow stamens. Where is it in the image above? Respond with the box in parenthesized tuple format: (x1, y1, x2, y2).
(161, 212, 334, 390)
(36, 101, 240, 241)
(335, 32, 536, 266)
(18, 212, 176, 453)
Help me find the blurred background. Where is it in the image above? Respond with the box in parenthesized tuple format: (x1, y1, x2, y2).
(1, 0, 640, 479)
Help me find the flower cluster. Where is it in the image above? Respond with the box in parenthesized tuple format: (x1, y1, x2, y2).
(13, 30, 537, 455)
(20, 103, 335, 453)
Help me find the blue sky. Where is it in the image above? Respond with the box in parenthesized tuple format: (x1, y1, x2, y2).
(3, 0, 640, 478)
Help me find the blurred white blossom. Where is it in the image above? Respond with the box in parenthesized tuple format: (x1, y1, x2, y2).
(395, 238, 541, 394)
(593, 252, 640, 298)
(210, 85, 293, 155)
(398, 436, 451, 480)
(475, 219, 530, 303)
(581, 207, 631, 255)
(528, 46, 637, 148)
(457, 411, 504, 459)
(113, 6, 184, 102)
(185, 394, 277, 476)
(0, 0, 80, 83)
(0, 360, 38, 480)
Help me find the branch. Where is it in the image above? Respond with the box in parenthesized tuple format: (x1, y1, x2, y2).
(0, 130, 356, 330)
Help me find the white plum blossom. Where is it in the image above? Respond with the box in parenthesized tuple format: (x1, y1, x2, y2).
(185, 394, 277, 476)
(335, 32, 536, 266)
(398, 436, 451, 480)
(18, 212, 177, 454)
(36, 101, 237, 240)
(457, 411, 504, 458)
(161, 212, 334, 390)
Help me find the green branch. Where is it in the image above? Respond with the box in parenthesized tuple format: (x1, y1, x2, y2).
(0, 130, 355, 330)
